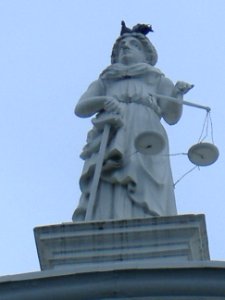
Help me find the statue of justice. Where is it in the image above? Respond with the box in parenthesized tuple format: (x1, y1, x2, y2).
(72, 22, 218, 222)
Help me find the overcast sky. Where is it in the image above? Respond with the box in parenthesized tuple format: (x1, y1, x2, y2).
(0, 0, 225, 275)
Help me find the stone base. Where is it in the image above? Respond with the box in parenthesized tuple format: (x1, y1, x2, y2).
(2, 261, 225, 299)
(34, 214, 209, 271)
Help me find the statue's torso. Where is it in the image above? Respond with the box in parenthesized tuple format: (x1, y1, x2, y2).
(101, 63, 163, 104)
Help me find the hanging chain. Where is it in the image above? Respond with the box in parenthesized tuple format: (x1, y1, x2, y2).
(197, 110, 215, 144)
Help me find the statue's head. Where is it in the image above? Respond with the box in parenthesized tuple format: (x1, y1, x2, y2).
(111, 21, 158, 66)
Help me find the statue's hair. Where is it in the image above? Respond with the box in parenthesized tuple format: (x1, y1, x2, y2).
(111, 32, 158, 66)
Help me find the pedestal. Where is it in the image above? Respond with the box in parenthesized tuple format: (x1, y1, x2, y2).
(34, 214, 209, 271)
(2, 214, 225, 299)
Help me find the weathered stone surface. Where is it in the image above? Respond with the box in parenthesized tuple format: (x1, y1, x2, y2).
(1, 261, 225, 300)
(34, 214, 209, 271)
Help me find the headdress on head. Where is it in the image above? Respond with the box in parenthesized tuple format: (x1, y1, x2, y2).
(111, 21, 158, 66)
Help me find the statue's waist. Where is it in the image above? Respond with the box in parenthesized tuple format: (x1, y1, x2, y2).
(117, 97, 161, 116)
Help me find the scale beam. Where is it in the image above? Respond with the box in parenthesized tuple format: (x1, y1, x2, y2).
(183, 100, 211, 112)
(151, 93, 211, 112)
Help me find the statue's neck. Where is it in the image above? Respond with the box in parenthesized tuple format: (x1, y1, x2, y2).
(100, 62, 163, 80)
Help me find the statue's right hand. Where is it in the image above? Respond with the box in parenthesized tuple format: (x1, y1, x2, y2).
(75, 96, 120, 118)
(104, 97, 121, 114)
(92, 97, 122, 129)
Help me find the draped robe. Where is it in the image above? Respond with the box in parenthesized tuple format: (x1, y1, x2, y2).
(73, 63, 180, 221)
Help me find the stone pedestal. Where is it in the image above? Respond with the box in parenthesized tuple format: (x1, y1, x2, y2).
(2, 214, 225, 299)
(34, 214, 209, 271)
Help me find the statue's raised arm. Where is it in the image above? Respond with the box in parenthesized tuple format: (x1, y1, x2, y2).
(156, 78, 194, 125)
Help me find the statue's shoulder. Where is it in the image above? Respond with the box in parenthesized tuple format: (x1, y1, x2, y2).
(145, 64, 164, 77)
(159, 75, 174, 89)
(156, 75, 175, 96)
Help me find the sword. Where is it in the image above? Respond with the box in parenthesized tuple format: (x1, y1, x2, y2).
(85, 113, 122, 219)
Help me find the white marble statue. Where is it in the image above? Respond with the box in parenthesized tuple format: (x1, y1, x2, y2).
(72, 22, 193, 221)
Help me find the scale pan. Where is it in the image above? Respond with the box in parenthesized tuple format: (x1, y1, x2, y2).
(188, 142, 219, 166)
(134, 131, 165, 155)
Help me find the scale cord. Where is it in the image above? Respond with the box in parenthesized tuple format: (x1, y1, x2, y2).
(166, 152, 187, 157)
(198, 111, 209, 143)
(130, 151, 187, 158)
(209, 112, 215, 144)
(198, 111, 215, 144)
(173, 165, 199, 188)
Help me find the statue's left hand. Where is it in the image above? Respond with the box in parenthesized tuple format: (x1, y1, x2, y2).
(174, 81, 194, 96)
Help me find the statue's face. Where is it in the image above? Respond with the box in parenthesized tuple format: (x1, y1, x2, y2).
(117, 37, 146, 64)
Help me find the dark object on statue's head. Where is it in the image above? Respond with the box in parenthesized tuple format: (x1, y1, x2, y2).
(120, 21, 132, 35)
(112, 21, 158, 66)
(120, 20, 154, 36)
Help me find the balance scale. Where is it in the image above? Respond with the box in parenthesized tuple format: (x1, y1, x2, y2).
(134, 95, 219, 167)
